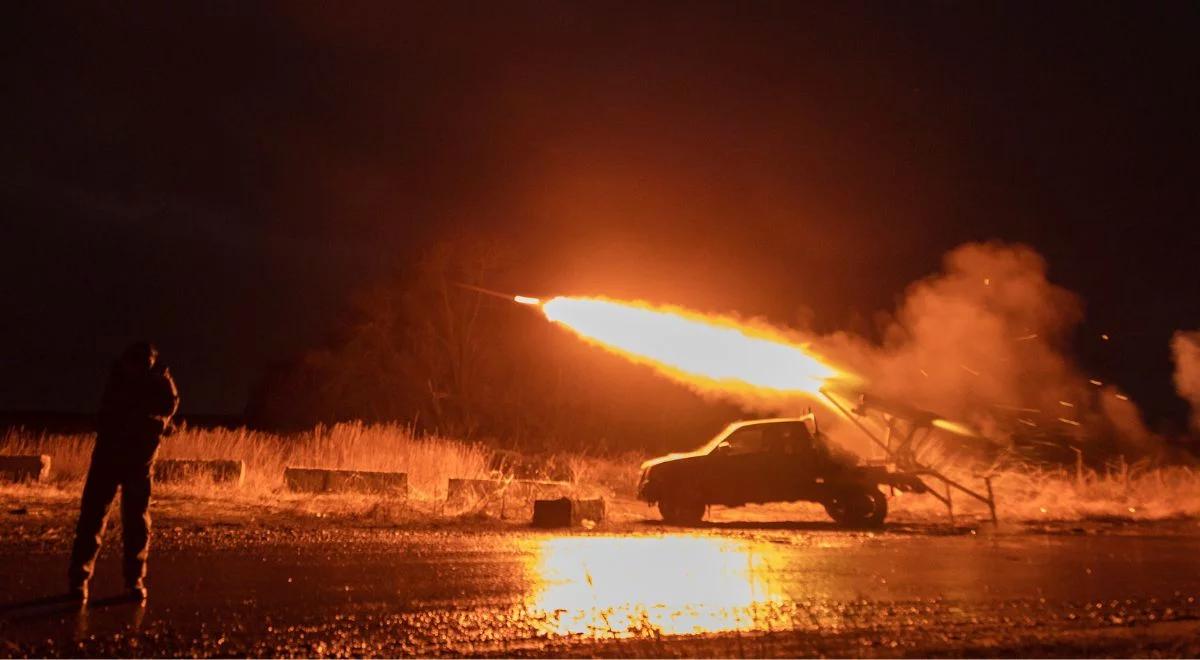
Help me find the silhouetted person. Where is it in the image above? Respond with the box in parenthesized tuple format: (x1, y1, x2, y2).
(68, 342, 179, 602)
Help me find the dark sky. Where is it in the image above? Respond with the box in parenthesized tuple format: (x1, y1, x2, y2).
(3, 2, 1198, 425)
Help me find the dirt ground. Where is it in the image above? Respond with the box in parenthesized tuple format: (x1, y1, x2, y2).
(2, 488, 1199, 658)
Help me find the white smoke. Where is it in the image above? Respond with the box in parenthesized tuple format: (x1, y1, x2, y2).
(810, 241, 1160, 454)
(1171, 330, 1200, 432)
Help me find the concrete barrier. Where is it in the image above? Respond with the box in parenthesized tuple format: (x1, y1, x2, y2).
(154, 459, 245, 486)
(446, 478, 570, 507)
(532, 497, 606, 528)
(284, 468, 408, 496)
(0, 455, 51, 483)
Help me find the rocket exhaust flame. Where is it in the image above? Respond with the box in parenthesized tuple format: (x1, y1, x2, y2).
(535, 296, 841, 398)
(472, 284, 979, 437)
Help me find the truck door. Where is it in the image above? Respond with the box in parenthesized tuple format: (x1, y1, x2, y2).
(761, 422, 820, 501)
(710, 425, 770, 504)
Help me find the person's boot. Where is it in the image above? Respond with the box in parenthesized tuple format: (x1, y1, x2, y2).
(124, 579, 147, 602)
(67, 581, 88, 604)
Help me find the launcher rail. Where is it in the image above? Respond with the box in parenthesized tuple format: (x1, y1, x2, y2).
(820, 389, 998, 525)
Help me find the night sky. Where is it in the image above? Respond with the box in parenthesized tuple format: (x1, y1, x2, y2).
(3, 2, 1198, 426)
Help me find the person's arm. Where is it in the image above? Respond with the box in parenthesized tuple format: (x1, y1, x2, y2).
(148, 365, 180, 420)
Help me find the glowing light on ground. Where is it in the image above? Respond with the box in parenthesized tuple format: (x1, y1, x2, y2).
(539, 296, 841, 397)
(524, 535, 791, 637)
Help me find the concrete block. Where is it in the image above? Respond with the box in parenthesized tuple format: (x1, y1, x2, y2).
(532, 497, 572, 527)
(283, 468, 327, 493)
(154, 459, 245, 486)
(324, 469, 408, 494)
(284, 467, 408, 496)
(0, 455, 50, 483)
(532, 497, 606, 528)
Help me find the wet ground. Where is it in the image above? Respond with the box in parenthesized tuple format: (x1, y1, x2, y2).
(2, 508, 1200, 657)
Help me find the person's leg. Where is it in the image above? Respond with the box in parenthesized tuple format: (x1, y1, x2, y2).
(119, 468, 152, 593)
(67, 459, 120, 592)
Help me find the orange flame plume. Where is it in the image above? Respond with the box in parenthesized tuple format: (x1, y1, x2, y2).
(538, 296, 844, 399)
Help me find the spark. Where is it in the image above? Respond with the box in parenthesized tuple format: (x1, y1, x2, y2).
(514, 295, 541, 305)
(1058, 400, 1075, 408)
(1058, 417, 1081, 427)
(1088, 379, 1103, 386)
(994, 404, 1042, 413)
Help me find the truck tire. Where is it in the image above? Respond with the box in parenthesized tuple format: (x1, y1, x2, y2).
(824, 487, 887, 528)
(658, 497, 705, 525)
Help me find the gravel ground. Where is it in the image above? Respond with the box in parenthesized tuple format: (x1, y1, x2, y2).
(2, 491, 1199, 657)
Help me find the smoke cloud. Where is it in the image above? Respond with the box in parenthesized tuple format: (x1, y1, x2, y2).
(810, 241, 1158, 454)
(1171, 330, 1200, 432)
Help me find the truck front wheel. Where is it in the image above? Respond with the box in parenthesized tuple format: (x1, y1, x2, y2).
(659, 497, 705, 525)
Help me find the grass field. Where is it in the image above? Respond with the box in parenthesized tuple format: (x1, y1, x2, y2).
(2, 424, 1198, 524)
(0, 423, 494, 498)
(0, 424, 637, 523)
(886, 457, 1200, 522)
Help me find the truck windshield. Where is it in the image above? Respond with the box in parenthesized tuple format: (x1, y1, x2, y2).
(707, 420, 815, 455)
(716, 426, 766, 455)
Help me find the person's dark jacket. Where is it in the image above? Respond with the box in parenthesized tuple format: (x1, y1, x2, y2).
(96, 361, 179, 465)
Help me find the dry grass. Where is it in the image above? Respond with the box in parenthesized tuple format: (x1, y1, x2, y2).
(0, 424, 637, 524)
(563, 451, 643, 498)
(888, 454, 1200, 522)
(0, 423, 492, 502)
(2, 424, 1198, 524)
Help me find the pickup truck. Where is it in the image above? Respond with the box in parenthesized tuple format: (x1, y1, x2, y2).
(637, 416, 928, 526)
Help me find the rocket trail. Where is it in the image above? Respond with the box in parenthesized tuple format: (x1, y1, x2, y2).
(453, 282, 529, 302)
(462, 283, 976, 434)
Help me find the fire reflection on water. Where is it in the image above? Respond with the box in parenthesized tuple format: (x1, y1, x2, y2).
(523, 535, 794, 637)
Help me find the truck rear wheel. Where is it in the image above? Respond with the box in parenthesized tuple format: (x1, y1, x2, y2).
(658, 497, 705, 525)
(824, 488, 887, 528)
